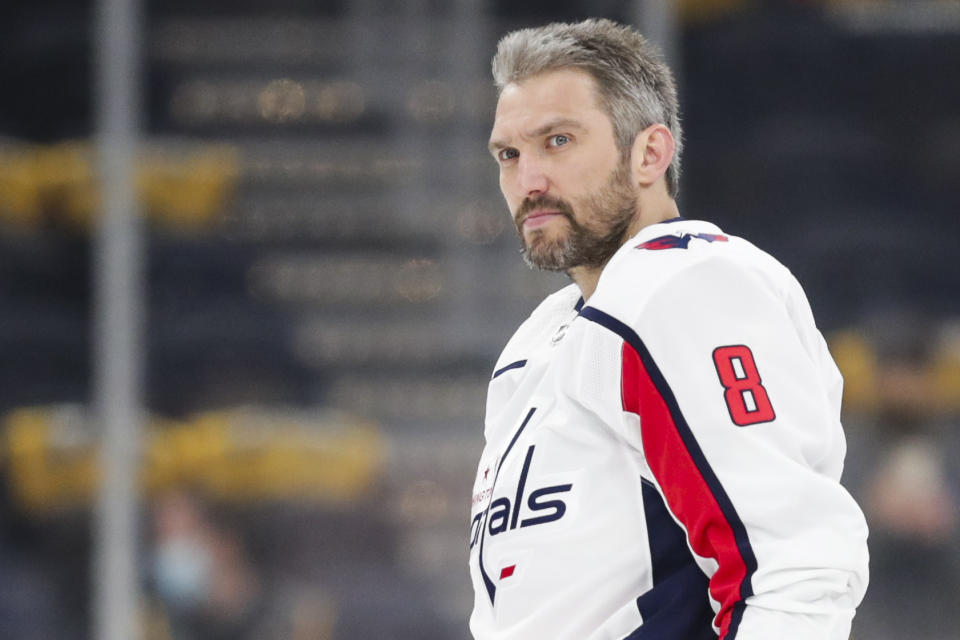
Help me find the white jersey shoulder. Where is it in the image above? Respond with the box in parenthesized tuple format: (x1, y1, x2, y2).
(592, 218, 840, 404)
(492, 282, 581, 377)
(594, 219, 794, 324)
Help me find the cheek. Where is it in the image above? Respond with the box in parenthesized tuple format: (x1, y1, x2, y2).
(499, 177, 520, 213)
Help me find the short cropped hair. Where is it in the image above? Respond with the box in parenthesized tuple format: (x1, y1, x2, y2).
(492, 19, 683, 198)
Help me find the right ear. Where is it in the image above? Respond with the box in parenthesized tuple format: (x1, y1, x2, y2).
(630, 123, 675, 190)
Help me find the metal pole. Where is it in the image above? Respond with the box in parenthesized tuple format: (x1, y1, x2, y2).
(93, 0, 144, 637)
(636, 0, 681, 71)
(636, 0, 681, 210)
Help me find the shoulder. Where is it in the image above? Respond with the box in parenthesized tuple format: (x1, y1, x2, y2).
(529, 282, 583, 320)
(590, 219, 799, 324)
(494, 283, 581, 368)
(517, 282, 581, 338)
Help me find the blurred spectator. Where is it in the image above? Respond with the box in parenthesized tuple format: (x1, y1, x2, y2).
(146, 489, 336, 640)
(848, 314, 960, 640)
(144, 487, 460, 640)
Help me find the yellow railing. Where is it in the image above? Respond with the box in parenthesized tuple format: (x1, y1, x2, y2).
(0, 142, 239, 231)
(2, 405, 384, 513)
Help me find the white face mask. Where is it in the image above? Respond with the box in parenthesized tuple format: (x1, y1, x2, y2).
(152, 538, 213, 611)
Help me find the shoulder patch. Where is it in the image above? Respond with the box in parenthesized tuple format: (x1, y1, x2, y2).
(636, 233, 728, 251)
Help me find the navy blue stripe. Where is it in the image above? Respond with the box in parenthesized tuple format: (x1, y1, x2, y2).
(574, 296, 585, 312)
(498, 407, 536, 475)
(492, 359, 527, 379)
(579, 306, 757, 638)
(641, 478, 691, 585)
(661, 216, 686, 224)
(623, 479, 714, 639)
(728, 600, 747, 639)
(625, 560, 716, 639)
(478, 407, 537, 605)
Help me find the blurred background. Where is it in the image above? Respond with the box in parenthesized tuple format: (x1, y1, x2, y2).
(0, 0, 958, 638)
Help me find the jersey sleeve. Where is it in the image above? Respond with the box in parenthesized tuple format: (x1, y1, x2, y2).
(613, 255, 869, 640)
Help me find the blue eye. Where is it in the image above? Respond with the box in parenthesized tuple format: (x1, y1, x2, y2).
(548, 134, 570, 147)
(498, 148, 519, 162)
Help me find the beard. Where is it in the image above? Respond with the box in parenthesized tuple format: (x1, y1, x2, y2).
(514, 160, 638, 272)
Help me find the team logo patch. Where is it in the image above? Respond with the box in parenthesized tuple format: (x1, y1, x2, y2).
(550, 322, 570, 345)
(636, 233, 728, 250)
(470, 441, 574, 605)
(469, 444, 572, 551)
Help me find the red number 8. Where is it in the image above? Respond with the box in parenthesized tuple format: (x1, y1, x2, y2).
(712, 345, 776, 426)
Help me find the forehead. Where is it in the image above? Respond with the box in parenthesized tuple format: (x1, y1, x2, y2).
(491, 68, 608, 140)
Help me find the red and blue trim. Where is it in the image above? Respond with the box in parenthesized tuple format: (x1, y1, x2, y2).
(636, 232, 728, 251)
(622, 479, 715, 639)
(579, 306, 757, 639)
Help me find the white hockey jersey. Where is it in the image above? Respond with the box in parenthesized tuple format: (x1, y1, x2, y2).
(468, 218, 869, 640)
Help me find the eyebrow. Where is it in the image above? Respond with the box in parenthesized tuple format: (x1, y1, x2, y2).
(488, 117, 586, 154)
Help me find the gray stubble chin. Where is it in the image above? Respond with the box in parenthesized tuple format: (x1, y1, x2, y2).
(518, 220, 576, 271)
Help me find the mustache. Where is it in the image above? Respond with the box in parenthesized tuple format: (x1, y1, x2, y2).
(514, 195, 575, 225)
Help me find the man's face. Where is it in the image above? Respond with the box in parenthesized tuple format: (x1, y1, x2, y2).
(489, 68, 638, 271)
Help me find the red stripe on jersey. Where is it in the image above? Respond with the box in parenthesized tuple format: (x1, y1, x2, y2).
(621, 341, 747, 638)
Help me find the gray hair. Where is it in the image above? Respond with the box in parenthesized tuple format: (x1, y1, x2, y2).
(492, 19, 683, 198)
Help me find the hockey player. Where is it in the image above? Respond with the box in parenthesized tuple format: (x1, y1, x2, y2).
(469, 19, 869, 640)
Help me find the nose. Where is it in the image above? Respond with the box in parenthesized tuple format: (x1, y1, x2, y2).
(516, 155, 549, 198)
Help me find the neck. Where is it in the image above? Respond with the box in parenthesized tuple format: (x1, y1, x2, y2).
(569, 196, 680, 301)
